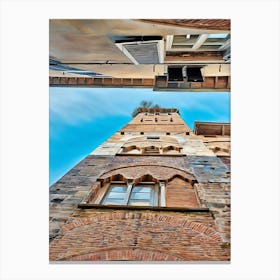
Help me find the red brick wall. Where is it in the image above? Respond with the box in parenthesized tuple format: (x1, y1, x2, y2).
(49, 210, 229, 261)
(102, 155, 193, 174)
(68, 248, 182, 261)
(166, 177, 199, 207)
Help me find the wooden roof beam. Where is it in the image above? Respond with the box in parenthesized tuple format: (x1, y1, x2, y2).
(192, 34, 209, 50)
(165, 35, 174, 51)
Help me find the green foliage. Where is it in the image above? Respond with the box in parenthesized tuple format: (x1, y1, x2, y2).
(131, 100, 161, 117)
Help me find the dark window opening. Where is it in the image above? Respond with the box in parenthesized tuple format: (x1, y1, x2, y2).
(168, 67, 183, 81)
(51, 198, 64, 203)
(187, 67, 203, 82)
(110, 35, 163, 44)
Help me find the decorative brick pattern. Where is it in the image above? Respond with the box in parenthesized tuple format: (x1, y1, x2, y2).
(49, 211, 228, 261)
(100, 165, 195, 183)
(68, 248, 184, 261)
(103, 155, 193, 174)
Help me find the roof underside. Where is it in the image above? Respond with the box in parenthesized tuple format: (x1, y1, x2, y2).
(49, 19, 231, 92)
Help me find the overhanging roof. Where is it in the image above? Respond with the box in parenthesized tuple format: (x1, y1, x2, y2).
(194, 121, 230, 136)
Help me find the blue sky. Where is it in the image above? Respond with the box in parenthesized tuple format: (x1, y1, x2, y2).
(50, 87, 230, 186)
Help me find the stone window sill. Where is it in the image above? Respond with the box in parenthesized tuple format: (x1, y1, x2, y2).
(77, 203, 209, 212)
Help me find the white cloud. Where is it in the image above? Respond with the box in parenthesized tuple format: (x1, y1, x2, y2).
(50, 87, 136, 125)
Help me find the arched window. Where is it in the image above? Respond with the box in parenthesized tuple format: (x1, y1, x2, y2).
(122, 145, 141, 154)
(162, 145, 180, 154)
(143, 145, 160, 154)
(88, 172, 199, 209)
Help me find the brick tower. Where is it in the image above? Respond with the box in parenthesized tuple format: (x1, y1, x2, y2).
(49, 108, 230, 261)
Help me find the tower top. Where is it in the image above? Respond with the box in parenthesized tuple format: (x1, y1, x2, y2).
(136, 107, 179, 115)
(123, 107, 190, 134)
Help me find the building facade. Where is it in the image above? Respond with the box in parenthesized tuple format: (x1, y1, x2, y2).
(49, 108, 230, 261)
(50, 19, 231, 92)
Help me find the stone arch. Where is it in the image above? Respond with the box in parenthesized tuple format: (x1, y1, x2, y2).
(142, 145, 160, 154)
(125, 136, 147, 143)
(99, 165, 195, 184)
(103, 173, 128, 183)
(124, 136, 180, 150)
(159, 135, 179, 143)
(210, 146, 230, 153)
(134, 173, 158, 184)
(124, 141, 162, 148)
(122, 145, 142, 154)
(162, 145, 181, 153)
(100, 173, 158, 184)
(166, 173, 188, 182)
(125, 135, 179, 145)
(100, 162, 194, 177)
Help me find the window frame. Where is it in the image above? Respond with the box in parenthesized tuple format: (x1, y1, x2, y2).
(100, 181, 160, 206)
(101, 183, 129, 205)
(81, 179, 208, 211)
